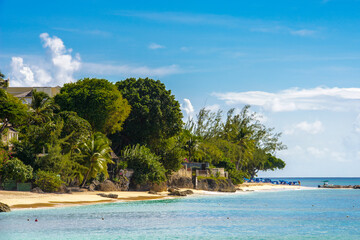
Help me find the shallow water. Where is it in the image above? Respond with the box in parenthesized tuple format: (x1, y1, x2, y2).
(1, 179, 360, 240)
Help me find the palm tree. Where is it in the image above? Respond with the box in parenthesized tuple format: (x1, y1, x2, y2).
(30, 90, 59, 124)
(77, 132, 113, 187)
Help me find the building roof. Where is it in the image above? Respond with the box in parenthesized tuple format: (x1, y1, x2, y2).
(14, 90, 33, 98)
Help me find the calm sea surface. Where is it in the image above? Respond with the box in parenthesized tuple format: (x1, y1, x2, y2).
(1, 178, 360, 240)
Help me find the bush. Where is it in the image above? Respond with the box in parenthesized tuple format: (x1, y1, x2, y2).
(228, 169, 245, 185)
(121, 144, 166, 185)
(0, 148, 10, 171)
(34, 170, 64, 192)
(215, 158, 246, 185)
(2, 158, 33, 183)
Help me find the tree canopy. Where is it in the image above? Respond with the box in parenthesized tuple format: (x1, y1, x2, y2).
(0, 89, 28, 135)
(55, 78, 131, 134)
(113, 78, 183, 149)
(184, 105, 287, 180)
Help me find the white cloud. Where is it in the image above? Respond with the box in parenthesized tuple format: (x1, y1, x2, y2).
(9, 33, 180, 86)
(10, 57, 35, 86)
(204, 104, 220, 112)
(285, 120, 324, 135)
(10, 33, 80, 87)
(148, 43, 165, 50)
(181, 98, 195, 118)
(290, 29, 316, 36)
(81, 62, 180, 77)
(40, 33, 81, 85)
(213, 87, 360, 112)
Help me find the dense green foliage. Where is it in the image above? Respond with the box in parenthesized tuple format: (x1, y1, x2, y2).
(153, 136, 184, 175)
(76, 132, 113, 187)
(182, 106, 286, 182)
(0, 89, 28, 135)
(2, 158, 33, 182)
(30, 90, 59, 124)
(0, 74, 286, 191)
(55, 78, 131, 134)
(121, 145, 166, 185)
(59, 111, 92, 153)
(113, 78, 183, 149)
(34, 170, 64, 192)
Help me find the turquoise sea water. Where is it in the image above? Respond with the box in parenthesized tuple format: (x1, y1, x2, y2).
(1, 178, 360, 240)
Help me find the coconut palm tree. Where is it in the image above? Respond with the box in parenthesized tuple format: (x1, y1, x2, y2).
(77, 132, 113, 187)
(30, 90, 59, 124)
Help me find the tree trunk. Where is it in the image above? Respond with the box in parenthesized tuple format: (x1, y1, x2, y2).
(80, 167, 91, 188)
(236, 157, 241, 171)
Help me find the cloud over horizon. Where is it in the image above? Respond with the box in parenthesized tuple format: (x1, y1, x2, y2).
(213, 87, 360, 112)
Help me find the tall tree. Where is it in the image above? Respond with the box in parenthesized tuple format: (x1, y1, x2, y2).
(77, 132, 113, 187)
(55, 78, 131, 134)
(113, 78, 183, 150)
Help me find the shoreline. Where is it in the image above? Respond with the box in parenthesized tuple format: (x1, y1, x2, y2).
(0, 190, 167, 210)
(0, 183, 310, 211)
(236, 182, 308, 191)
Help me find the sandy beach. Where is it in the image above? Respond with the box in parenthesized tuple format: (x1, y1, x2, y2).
(0, 183, 305, 210)
(0, 190, 167, 209)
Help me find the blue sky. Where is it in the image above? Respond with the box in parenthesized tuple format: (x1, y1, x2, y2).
(1, 0, 360, 177)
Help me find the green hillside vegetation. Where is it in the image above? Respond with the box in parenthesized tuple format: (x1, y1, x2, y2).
(0, 74, 286, 191)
